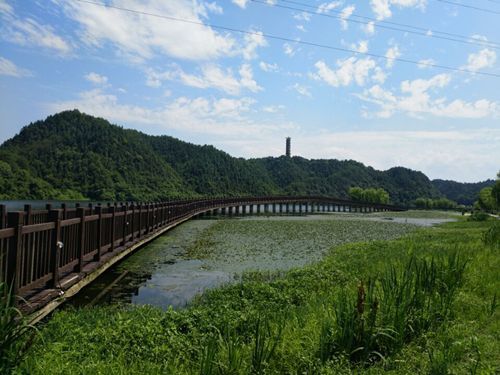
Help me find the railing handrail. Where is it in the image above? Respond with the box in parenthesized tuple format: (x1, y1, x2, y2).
(0, 195, 403, 316)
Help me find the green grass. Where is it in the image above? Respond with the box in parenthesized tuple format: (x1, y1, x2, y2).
(18, 220, 499, 374)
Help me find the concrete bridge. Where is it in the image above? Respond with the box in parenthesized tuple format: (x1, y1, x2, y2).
(0, 195, 403, 322)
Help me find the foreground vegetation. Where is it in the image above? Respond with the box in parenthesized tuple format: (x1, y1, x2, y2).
(15, 218, 498, 374)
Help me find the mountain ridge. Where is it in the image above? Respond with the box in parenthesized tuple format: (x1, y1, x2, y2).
(0, 110, 491, 205)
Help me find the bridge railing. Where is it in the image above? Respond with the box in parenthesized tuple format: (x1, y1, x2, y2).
(0, 196, 403, 305)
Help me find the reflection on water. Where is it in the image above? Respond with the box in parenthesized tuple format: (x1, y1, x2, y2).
(69, 219, 227, 309)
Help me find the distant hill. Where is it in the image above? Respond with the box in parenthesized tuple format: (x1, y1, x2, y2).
(432, 179, 495, 206)
(0, 110, 465, 206)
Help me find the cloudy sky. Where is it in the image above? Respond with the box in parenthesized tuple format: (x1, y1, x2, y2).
(0, 0, 499, 182)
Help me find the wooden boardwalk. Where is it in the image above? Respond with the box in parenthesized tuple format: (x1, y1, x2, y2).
(0, 196, 403, 321)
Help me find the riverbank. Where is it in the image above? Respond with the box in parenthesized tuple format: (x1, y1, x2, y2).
(20, 219, 498, 374)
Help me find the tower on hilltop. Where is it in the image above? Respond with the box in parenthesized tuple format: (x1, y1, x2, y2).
(285, 137, 291, 157)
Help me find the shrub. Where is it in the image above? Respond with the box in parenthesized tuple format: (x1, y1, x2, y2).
(468, 211, 490, 222)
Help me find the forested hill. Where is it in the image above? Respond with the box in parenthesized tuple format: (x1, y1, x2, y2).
(0, 110, 466, 205)
(432, 179, 495, 206)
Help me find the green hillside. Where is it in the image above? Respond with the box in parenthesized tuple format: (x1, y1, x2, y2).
(0, 110, 454, 205)
(432, 179, 495, 206)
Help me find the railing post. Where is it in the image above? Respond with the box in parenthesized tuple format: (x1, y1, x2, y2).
(49, 210, 62, 288)
(130, 203, 135, 239)
(61, 203, 67, 220)
(137, 203, 142, 238)
(7, 212, 23, 297)
(77, 207, 86, 273)
(0, 204, 6, 228)
(122, 203, 128, 246)
(96, 206, 102, 261)
(109, 206, 116, 252)
(146, 204, 150, 233)
(24, 204, 32, 225)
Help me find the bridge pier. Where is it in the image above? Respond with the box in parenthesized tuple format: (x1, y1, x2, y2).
(241, 205, 246, 215)
(272, 203, 276, 214)
(234, 206, 239, 215)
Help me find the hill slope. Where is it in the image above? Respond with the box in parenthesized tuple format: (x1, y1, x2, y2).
(432, 179, 494, 206)
(0, 110, 450, 205)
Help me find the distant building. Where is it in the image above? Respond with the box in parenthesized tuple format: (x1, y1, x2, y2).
(286, 137, 291, 157)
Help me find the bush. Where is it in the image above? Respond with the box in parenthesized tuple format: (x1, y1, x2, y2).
(468, 211, 490, 222)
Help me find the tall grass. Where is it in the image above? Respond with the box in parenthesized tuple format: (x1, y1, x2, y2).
(319, 252, 468, 365)
(483, 221, 500, 249)
(0, 282, 36, 374)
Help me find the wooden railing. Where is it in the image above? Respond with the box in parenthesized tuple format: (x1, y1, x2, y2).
(0, 196, 403, 311)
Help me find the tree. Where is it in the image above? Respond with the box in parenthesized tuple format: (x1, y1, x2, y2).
(348, 186, 390, 204)
(491, 171, 500, 209)
(478, 187, 496, 211)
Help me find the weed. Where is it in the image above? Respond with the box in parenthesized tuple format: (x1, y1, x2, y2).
(0, 282, 36, 374)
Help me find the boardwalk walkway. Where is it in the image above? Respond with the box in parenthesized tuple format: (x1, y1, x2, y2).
(0, 196, 403, 322)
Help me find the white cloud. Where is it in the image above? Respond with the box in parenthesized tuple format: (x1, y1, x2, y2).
(296, 25, 307, 32)
(205, 2, 223, 14)
(362, 21, 375, 35)
(291, 128, 500, 182)
(317, 1, 342, 14)
(370, 0, 391, 20)
(1, 16, 72, 55)
(312, 57, 378, 87)
(291, 83, 312, 97)
(293, 12, 311, 22)
(259, 61, 279, 72)
(370, 0, 426, 20)
(57, 0, 236, 61)
(146, 63, 262, 95)
(262, 105, 285, 113)
(417, 58, 436, 69)
(359, 73, 500, 119)
(0, 56, 32, 77)
(283, 42, 299, 57)
(340, 5, 355, 30)
(0, 0, 13, 15)
(385, 45, 401, 68)
(232, 0, 248, 8)
(239, 64, 263, 93)
(351, 40, 369, 53)
(48, 89, 295, 138)
(463, 49, 496, 72)
(84, 72, 108, 85)
(241, 31, 267, 60)
(372, 67, 387, 84)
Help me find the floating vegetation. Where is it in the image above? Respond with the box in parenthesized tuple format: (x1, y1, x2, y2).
(187, 218, 417, 273)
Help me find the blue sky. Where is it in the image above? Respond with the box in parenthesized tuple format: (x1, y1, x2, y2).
(0, 0, 499, 182)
